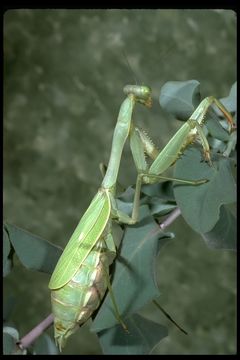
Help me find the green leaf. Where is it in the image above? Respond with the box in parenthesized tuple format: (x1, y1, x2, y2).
(4, 223, 63, 274)
(173, 146, 236, 233)
(201, 205, 236, 250)
(159, 80, 201, 121)
(97, 313, 168, 355)
(91, 205, 174, 332)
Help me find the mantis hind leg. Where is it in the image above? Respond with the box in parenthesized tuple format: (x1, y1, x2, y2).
(100, 246, 129, 333)
(103, 268, 129, 333)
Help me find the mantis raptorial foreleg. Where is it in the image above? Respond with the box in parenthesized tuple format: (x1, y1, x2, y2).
(127, 95, 234, 223)
(142, 96, 234, 173)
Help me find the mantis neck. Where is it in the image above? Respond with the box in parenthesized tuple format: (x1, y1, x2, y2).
(101, 95, 135, 189)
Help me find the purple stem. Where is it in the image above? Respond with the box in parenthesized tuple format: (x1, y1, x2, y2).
(17, 208, 182, 350)
(159, 207, 181, 230)
(18, 314, 54, 350)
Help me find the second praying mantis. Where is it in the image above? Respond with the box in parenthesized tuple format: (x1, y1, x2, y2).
(48, 84, 234, 351)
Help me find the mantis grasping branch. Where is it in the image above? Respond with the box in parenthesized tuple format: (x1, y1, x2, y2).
(48, 84, 234, 351)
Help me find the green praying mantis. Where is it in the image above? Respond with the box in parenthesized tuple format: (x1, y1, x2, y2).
(48, 84, 234, 351)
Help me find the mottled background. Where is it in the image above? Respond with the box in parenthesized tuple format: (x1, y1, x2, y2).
(3, 9, 236, 354)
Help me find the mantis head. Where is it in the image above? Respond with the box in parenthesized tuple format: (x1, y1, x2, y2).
(123, 85, 152, 108)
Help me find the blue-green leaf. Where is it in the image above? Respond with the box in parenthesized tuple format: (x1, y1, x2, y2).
(147, 198, 177, 217)
(215, 82, 237, 115)
(3, 332, 16, 355)
(141, 181, 175, 200)
(4, 223, 62, 274)
(159, 79, 233, 142)
(3, 226, 12, 277)
(205, 109, 230, 142)
(97, 313, 168, 355)
(33, 334, 59, 355)
(159, 80, 201, 121)
(3, 326, 25, 355)
(91, 205, 174, 332)
(201, 205, 236, 250)
(173, 146, 236, 233)
(117, 183, 176, 217)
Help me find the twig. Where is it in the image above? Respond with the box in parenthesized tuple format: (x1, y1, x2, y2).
(159, 207, 181, 230)
(17, 314, 54, 350)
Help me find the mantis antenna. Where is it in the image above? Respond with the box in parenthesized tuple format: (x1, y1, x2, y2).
(122, 49, 140, 86)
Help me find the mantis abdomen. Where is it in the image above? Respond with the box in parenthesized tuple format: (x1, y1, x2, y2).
(51, 225, 115, 350)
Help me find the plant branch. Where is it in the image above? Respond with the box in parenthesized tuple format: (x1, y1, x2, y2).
(159, 207, 181, 230)
(17, 314, 54, 350)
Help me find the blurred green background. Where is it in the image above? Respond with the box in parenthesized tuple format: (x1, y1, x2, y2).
(3, 9, 236, 354)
